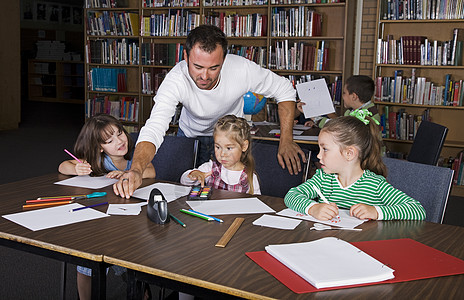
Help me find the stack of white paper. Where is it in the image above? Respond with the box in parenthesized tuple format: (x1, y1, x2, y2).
(265, 237, 394, 289)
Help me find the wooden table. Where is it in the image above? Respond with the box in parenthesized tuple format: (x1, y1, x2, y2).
(1, 174, 464, 299)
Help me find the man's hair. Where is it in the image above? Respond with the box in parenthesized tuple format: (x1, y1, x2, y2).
(345, 75, 375, 103)
(185, 25, 228, 58)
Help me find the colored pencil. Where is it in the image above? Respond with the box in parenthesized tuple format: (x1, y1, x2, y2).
(23, 201, 72, 209)
(188, 209, 223, 223)
(169, 214, 186, 227)
(37, 195, 85, 200)
(71, 202, 108, 212)
(180, 209, 213, 221)
(64, 148, 82, 163)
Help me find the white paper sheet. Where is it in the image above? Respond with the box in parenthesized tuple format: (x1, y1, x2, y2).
(2, 203, 109, 231)
(276, 208, 366, 229)
(296, 79, 336, 119)
(265, 237, 394, 289)
(269, 129, 304, 136)
(293, 135, 318, 141)
(54, 175, 118, 189)
(253, 214, 301, 230)
(132, 182, 191, 202)
(293, 124, 312, 130)
(106, 202, 147, 215)
(186, 197, 275, 215)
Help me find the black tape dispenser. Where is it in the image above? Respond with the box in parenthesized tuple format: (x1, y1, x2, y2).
(147, 188, 170, 224)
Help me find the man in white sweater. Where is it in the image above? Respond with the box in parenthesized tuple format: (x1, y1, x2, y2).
(114, 25, 305, 198)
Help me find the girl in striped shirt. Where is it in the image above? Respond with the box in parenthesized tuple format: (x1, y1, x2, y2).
(284, 112, 425, 221)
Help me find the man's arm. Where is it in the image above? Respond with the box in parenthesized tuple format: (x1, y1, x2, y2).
(113, 141, 156, 199)
(277, 101, 306, 175)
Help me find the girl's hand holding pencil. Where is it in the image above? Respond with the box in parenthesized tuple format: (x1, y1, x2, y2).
(74, 161, 92, 176)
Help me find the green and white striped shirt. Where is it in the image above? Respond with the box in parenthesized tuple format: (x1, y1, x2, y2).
(284, 169, 426, 220)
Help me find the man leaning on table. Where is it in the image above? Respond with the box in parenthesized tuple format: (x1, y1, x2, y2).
(114, 25, 305, 198)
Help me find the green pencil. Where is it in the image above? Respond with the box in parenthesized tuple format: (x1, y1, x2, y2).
(180, 209, 213, 221)
(169, 213, 186, 228)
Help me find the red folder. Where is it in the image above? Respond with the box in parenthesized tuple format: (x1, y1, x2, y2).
(246, 238, 464, 294)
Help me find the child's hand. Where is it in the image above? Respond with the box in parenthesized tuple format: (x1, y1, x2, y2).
(75, 161, 92, 176)
(304, 120, 315, 127)
(350, 203, 378, 220)
(309, 203, 339, 221)
(187, 170, 212, 187)
(106, 170, 125, 179)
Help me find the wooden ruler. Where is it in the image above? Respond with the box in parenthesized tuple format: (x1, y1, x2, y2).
(215, 217, 244, 248)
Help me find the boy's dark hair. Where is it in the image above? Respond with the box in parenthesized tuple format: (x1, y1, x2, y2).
(345, 75, 375, 103)
(185, 25, 228, 59)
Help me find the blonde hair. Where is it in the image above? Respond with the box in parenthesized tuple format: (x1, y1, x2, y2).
(321, 116, 387, 177)
(213, 115, 256, 194)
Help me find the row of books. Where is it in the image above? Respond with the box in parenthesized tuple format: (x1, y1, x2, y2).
(375, 71, 464, 106)
(144, 0, 200, 7)
(85, 95, 139, 122)
(377, 29, 464, 66)
(204, 13, 267, 37)
(86, 11, 139, 36)
(450, 151, 464, 186)
(380, 0, 464, 20)
(379, 107, 430, 140)
(228, 45, 267, 67)
(269, 40, 329, 71)
(204, 0, 267, 5)
(142, 69, 168, 95)
(266, 102, 280, 123)
(270, 0, 342, 3)
(271, 8, 322, 37)
(141, 11, 201, 36)
(85, 0, 117, 8)
(86, 39, 139, 65)
(140, 43, 184, 65)
(88, 68, 127, 92)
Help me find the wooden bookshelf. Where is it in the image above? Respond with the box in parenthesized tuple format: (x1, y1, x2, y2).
(27, 59, 84, 104)
(84, 0, 354, 133)
(373, 0, 464, 196)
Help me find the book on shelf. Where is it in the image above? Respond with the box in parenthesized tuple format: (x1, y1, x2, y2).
(88, 68, 127, 92)
(204, 12, 267, 37)
(375, 72, 463, 106)
(87, 39, 139, 65)
(86, 11, 139, 36)
(381, 0, 464, 20)
(141, 43, 183, 66)
(271, 7, 321, 38)
(86, 95, 138, 122)
(141, 10, 200, 37)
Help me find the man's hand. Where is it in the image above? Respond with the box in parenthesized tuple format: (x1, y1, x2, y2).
(113, 141, 156, 199)
(277, 139, 307, 175)
(277, 101, 307, 175)
(113, 169, 143, 199)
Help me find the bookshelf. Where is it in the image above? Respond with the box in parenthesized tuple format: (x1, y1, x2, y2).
(84, 0, 354, 133)
(27, 59, 84, 104)
(373, 0, 464, 196)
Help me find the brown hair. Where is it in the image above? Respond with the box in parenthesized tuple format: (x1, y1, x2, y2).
(321, 116, 387, 177)
(185, 24, 228, 58)
(74, 114, 133, 176)
(213, 115, 256, 194)
(345, 75, 375, 103)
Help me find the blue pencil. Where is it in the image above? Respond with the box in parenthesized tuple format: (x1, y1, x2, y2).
(188, 209, 223, 223)
(71, 202, 108, 212)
